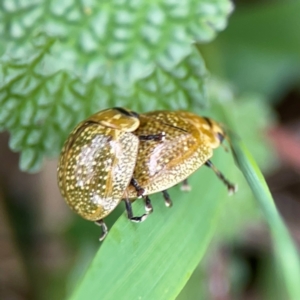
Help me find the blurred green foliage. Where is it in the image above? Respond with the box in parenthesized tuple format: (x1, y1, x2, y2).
(200, 1, 300, 100)
(1, 0, 300, 299)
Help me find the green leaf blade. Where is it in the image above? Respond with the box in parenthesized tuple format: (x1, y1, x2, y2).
(69, 151, 232, 300)
(0, 46, 207, 172)
(230, 136, 300, 300)
(0, 0, 232, 83)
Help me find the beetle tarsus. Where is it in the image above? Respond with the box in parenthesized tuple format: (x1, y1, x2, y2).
(139, 131, 166, 142)
(180, 179, 191, 192)
(95, 219, 108, 241)
(130, 214, 149, 223)
(205, 160, 237, 195)
(144, 195, 153, 212)
(162, 190, 172, 207)
(228, 184, 238, 195)
(124, 198, 150, 223)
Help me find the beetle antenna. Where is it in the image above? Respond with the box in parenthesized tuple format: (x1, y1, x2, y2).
(219, 123, 240, 152)
(221, 143, 229, 152)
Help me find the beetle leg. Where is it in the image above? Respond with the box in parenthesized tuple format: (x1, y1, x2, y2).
(130, 178, 153, 212)
(124, 198, 149, 222)
(95, 219, 108, 241)
(162, 190, 172, 207)
(180, 179, 191, 192)
(205, 160, 237, 195)
(130, 178, 145, 197)
(138, 131, 166, 142)
(144, 195, 153, 213)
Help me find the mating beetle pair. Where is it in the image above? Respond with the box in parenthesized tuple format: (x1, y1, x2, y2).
(57, 107, 237, 240)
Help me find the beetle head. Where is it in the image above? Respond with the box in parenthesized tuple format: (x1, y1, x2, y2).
(202, 117, 228, 150)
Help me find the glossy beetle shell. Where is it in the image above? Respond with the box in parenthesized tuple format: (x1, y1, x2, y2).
(125, 110, 225, 198)
(57, 108, 140, 221)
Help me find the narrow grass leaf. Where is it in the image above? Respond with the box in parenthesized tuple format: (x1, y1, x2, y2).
(230, 136, 300, 299)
